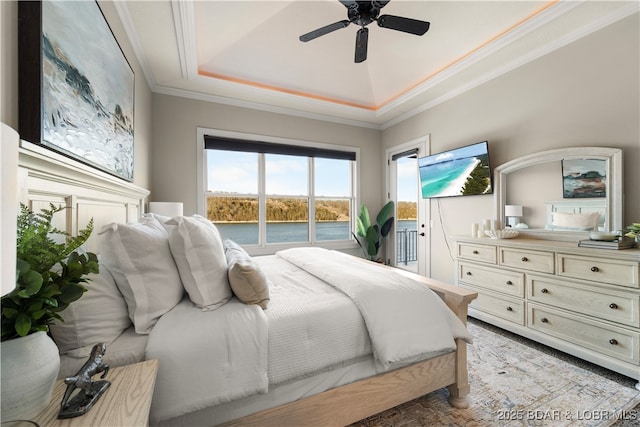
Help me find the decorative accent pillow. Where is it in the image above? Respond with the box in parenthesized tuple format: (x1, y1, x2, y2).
(49, 263, 131, 357)
(141, 212, 173, 224)
(165, 215, 232, 311)
(98, 217, 184, 334)
(551, 211, 601, 230)
(224, 239, 270, 310)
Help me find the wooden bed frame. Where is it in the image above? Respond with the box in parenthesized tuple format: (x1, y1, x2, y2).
(18, 140, 478, 427)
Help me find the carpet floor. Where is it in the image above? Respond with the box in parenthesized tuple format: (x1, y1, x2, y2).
(350, 318, 640, 427)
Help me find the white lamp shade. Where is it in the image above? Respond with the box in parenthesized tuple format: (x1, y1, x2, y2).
(148, 202, 183, 218)
(504, 205, 523, 217)
(1, 123, 19, 296)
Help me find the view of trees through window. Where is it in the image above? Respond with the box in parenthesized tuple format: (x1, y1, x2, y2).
(206, 148, 354, 245)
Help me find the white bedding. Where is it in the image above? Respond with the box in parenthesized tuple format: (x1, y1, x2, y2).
(254, 255, 372, 385)
(146, 298, 269, 424)
(146, 248, 470, 424)
(277, 248, 471, 371)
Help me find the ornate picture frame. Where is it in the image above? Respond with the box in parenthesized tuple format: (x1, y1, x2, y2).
(18, 0, 135, 182)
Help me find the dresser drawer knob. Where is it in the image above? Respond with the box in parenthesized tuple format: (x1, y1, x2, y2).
(541, 317, 549, 323)
(609, 339, 618, 346)
(521, 257, 529, 262)
(466, 271, 472, 276)
(506, 280, 513, 285)
(541, 288, 549, 294)
(506, 306, 513, 312)
(591, 266, 599, 272)
(609, 303, 618, 310)
(472, 250, 479, 254)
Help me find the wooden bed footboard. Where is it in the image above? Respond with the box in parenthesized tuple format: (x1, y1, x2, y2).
(223, 268, 477, 427)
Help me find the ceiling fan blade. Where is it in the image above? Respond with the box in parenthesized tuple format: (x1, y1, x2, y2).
(354, 27, 368, 63)
(339, 0, 359, 10)
(377, 14, 430, 35)
(299, 20, 351, 42)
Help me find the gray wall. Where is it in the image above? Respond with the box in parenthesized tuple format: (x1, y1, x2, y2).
(151, 94, 382, 216)
(382, 13, 640, 282)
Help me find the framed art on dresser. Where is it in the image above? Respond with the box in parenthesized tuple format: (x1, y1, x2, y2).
(18, 0, 135, 182)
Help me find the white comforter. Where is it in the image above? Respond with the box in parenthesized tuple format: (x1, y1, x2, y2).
(277, 247, 471, 371)
(146, 298, 268, 424)
(147, 248, 470, 424)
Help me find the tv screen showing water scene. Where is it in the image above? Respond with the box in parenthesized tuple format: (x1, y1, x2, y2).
(418, 141, 493, 199)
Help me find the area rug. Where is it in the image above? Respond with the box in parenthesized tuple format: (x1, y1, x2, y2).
(350, 319, 640, 427)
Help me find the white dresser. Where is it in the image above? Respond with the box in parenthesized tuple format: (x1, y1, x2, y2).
(454, 236, 640, 382)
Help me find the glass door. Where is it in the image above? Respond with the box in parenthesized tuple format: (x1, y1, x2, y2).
(387, 138, 429, 275)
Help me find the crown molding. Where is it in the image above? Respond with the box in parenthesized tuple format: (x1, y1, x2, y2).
(171, 0, 198, 80)
(153, 85, 383, 130)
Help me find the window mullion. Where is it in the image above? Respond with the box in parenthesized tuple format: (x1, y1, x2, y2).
(259, 153, 266, 247)
(309, 157, 315, 244)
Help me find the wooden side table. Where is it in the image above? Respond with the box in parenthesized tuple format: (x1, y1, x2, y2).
(32, 359, 158, 427)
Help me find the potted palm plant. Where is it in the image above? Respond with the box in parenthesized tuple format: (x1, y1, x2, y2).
(1, 204, 98, 421)
(352, 201, 395, 262)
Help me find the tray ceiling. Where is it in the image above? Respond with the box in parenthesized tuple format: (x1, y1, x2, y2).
(116, 1, 639, 128)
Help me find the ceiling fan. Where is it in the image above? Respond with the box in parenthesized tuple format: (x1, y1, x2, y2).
(299, 0, 430, 63)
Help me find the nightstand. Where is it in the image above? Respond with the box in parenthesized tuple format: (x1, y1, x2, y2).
(32, 359, 158, 427)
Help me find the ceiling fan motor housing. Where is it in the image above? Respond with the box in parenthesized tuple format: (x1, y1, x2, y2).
(348, 2, 380, 27)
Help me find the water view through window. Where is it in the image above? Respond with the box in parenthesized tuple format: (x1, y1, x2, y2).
(207, 149, 355, 245)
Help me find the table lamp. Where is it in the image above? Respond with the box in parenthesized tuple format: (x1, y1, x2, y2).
(148, 202, 183, 218)
(504, 205, 523, 228)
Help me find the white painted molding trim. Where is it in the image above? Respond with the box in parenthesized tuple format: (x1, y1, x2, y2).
(18, 140, 150, 252)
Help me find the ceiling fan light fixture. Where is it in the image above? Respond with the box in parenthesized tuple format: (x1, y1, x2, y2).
(299, 0, 430, 63)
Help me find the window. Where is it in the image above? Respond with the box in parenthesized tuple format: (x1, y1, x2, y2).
(202, 133, 357, 248)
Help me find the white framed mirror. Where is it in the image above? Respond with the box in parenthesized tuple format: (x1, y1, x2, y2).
(494, 147, 623, 241)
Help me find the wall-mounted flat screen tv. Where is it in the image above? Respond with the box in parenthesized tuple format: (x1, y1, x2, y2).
(418, 141, 493, 199)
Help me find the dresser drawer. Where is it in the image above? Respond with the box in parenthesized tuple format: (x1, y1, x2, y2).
(457, 242, 497, 264)
(499, 247, 554, 274)
(458, 262, 524, 297)
(528, 275, 640, 327)
(462, 284, 524, 325)
(557, 253, 640, 288)
(528, 304, 640, 364)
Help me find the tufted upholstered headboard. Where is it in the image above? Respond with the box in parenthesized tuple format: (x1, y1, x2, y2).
(18, 141, 150, 254)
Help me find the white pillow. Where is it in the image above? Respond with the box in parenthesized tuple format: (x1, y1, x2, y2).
(49, 264, 131, 357)
(551, 211, 601, 230)
(166, 215, 232, 311)
(141, 212, 172, 224)
(98, 217, 184, 334)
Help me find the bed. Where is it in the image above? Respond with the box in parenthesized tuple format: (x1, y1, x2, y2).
(18, 140, 477, 426)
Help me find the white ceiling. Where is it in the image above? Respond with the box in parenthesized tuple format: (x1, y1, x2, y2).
(115, 1, 639, 129)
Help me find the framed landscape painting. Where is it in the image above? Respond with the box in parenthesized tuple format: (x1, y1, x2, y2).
(562, 159, 606, 198)
(19, 0, 135, 181)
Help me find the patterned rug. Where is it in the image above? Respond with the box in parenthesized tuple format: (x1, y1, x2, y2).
(350, 319, 640, 427)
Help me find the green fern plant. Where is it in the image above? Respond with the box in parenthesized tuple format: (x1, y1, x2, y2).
(352, 201, 395, 261)
(1, 204, 98, 341)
